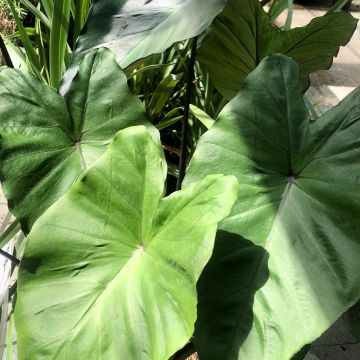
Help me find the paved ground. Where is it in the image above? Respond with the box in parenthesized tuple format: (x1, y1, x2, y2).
(278, 0, 360, 113)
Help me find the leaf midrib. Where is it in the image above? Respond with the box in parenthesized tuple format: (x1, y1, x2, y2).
(62, 247, 145, 349)
(222, 178, 291, 359)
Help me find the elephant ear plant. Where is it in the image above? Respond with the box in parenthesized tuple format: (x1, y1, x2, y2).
(198, 0, 357, 99)
(0, 0, 360, 359)
(0, 48, 155, 234)
(60, 0, 230, 92)
(184, 54, 360, 360)
(15, 126, 238, 359)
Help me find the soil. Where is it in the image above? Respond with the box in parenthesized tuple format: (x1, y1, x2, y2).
(0, 5, 16, 66)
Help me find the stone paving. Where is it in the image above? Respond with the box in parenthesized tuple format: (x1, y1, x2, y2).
(278, 1, 360, 113)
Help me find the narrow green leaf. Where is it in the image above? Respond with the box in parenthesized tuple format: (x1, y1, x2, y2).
(149, 74, 183, 117)
(198, 0, 358, 99)
(50, 0, 71, 88)
(0, 220, 21, 250)
(7, 0, 41, 74)
(184, 54, 360, 360)
(18, 0, 51, 29)
(40, 0, 54, 19)
(73, 0, 91, 46)
(1, 38, 27, 69)
(284, 0, 293, 30)
(269, 0, 289, 21)
(0, 48, 154, 233)
(190, 105, 215, 129)
(327, 0, 351, 13)
(15, 126, 238, 360)
(7, 28, 36, 39)
(128, 63, 176, 80)
(304, 95, 319, 120)
(156, 115, 183, 130)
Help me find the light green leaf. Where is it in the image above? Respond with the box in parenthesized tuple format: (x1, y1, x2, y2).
(15, 126, 239, 360)
(50, 0, 72, 88)
(198, 0, 358, 99)
(60, 0, 228, 92)
(190, 104, 215, 129)
(0, 48, 154, 233)
(184, 54, 360, 360)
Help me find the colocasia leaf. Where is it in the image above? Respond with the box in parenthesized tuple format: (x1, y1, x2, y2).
(15, 126, 238, 360)
(60, 0, 229, 92)
(0, 48, 155, 233)
(76, 0, 229, 68)
(184, 54, 360, 360)
(198, 0, 358, 99)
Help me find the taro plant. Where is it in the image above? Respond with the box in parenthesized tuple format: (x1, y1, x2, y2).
(0, 0, 359, 359)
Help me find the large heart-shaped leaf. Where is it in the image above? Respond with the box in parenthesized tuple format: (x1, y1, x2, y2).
(0, 48, 154, 233)
(184, 54, 360, 360)
(75, 0, 228, 69)
(60, 0, 228, 92)
(15, 126, 238, 360)
(198, 0, 357, 99)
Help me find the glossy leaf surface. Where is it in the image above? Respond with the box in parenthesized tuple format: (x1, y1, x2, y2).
(0, 48, 153, 233)
(184, 54, 360, 360)
(75, 0, 228, 68)
(15, 126, 239, 360)
(198, 0, 358, 99)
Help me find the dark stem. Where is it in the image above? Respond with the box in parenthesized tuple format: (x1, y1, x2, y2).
(170, 341, 196, 360)
(176, 37, 198, 190)
(0, 35, 14, 68)
(0, 249, 20, 266)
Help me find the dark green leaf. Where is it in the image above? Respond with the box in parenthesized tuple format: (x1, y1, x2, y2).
(184, 54, 360, 360)
(0, 48, 154, 233)
(198, 0, 358, 99)
(15, 126, 238, 360)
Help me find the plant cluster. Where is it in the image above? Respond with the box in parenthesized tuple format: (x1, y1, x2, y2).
(0, 0, 359, 359)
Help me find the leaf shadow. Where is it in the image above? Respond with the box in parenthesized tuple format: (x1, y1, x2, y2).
(194, 230, 269, 358)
